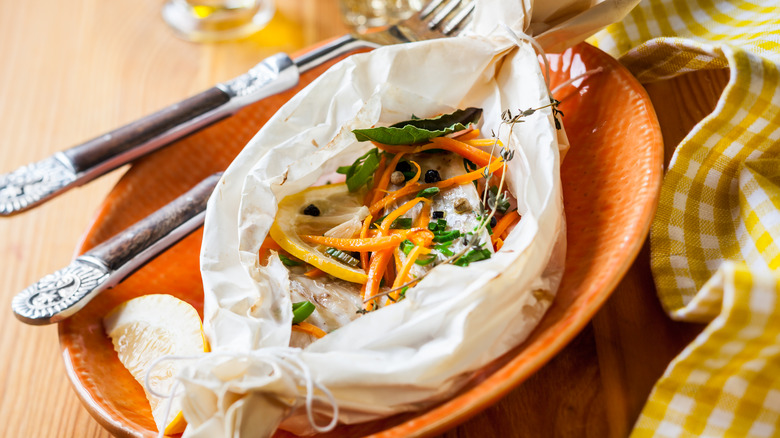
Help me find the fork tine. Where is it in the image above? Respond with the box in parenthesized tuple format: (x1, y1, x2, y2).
(419, 0, 445, 19)
(441, 1, 474, 35)
(427, 0, 462, 29)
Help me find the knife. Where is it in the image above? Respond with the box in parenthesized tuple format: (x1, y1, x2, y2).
(12, 172, 222, 325)
(0, 35, 371, 217)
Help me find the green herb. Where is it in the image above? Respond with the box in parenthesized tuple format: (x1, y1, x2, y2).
(400, 239, 415, 255)
(414, 254, 436, 266)
(417, 187, 440, 198)
(428, 218, 447, 232)
(278, 254, 302, 267)
(453, 248, 492, 267)
(352, 108, 483, 145)
(325, 247, 360, 267)
(389, 217, 412, 229)
(433, 229, 461, 243)
(433, 242, 455, 257)
(488, 186, 510, 214)
(337, 148, 381, 192)
(292, 301, 316, 324)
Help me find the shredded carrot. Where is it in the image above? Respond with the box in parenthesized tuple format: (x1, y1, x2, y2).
(407, 228, 434, 247)
(369, 152, 406, 206)
(304, 267, 327, 278)
(494, 237, 505, 251)
(428, 137, 504, 178)
(365, 227, 434, 240)
(292, 322, 327, 338)
(406, 161, 422, 186)
(379, 197, 431, 234)
(363, 154, 388, 205)
(259, 236, 284, 263)
(454, 128, 480, 140)
(492, 210, 520, 243)
(302, 234, 404, 251)
(368, 158, 504, 216)
(363, 249, 393, 308)
(466, 138, 502, 147)
(387, 245, 430, 303)
(416, 201, 431, 229)
(359, 214, 373, 270)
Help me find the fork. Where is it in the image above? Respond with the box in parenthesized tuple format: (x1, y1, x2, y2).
(0, 0, 475, 217)
(11, 0, 475, 325)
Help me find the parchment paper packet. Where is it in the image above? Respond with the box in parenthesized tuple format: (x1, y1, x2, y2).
(178, 0, 638, 436)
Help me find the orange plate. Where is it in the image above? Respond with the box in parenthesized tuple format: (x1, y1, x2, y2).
(59, 42, 663, 438)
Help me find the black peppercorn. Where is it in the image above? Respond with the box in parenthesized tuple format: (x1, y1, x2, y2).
(432, 210, 445, 219)
(424, 169, 441, 183)
(395, 161, 412, 172)
(303, 204, 320, 216)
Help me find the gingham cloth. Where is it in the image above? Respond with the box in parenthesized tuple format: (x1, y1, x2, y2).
(588, 0, 780, 436)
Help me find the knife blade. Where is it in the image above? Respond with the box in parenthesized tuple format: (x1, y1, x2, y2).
(0, 35, 371, 217)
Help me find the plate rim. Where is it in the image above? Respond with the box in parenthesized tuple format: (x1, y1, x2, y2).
(58, 41, 664, 438)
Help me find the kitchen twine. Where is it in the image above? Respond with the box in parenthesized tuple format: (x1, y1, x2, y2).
(143, 347, 339, 438)
(136, 28, 606, 438)
(501, 24, 604, 113)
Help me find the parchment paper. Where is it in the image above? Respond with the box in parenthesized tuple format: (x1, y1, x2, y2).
(178, 0, 638, 436)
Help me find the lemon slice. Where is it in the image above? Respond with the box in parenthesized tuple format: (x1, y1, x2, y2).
(103, 294, 208, 435)
(270, 183, 369, 283)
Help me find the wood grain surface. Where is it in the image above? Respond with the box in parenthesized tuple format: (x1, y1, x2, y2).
(0, 0, 730, 437)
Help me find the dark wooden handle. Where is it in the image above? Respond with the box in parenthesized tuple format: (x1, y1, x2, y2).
(88, 173, 222, 271)
(63, 87, 231, 172)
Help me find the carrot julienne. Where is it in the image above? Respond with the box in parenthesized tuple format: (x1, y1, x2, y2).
(454, 128, 480, 140)
(292, 321, 327, 338)
(304, 267, 327, 278)
(491, 210, 520, 247)
(416, 201, 431, 229)
(466, 138, 502, 147)
(370, 152, 406, 206)
(359, 213, 373, 269)
(406, 161, 422, 186)
(302, 234, 404, 251)
(364, 154, 388, 204)
(363, 249, 393, 308)
(387, 245, 430, 303)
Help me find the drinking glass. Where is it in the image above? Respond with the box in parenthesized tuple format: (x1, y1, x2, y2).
(162, 0, 275, 42)
(339, 0, 423, 31)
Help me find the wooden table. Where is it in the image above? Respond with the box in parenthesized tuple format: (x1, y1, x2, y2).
(0, 0, 729, 436)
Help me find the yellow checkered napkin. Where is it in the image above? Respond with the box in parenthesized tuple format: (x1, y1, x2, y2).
(588, 0, 780, 435)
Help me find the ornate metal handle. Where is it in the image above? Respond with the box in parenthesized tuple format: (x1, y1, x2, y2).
(0, 52, 298, 216)
(12, 173, 222, 325)
(0, 35, 376, 217)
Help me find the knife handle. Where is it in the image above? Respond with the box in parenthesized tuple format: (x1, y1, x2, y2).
(12, 173, 222, 325)
(63, 87, 230, 173)
(0, 52, 298, 217)
(88, 172, 221, 271)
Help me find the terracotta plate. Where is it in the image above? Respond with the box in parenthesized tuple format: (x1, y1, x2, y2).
(59, 42, 663, 437)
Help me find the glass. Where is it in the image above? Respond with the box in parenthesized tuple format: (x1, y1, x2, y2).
(339, 0, 423, 31)
(162, 0, 275, 42)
